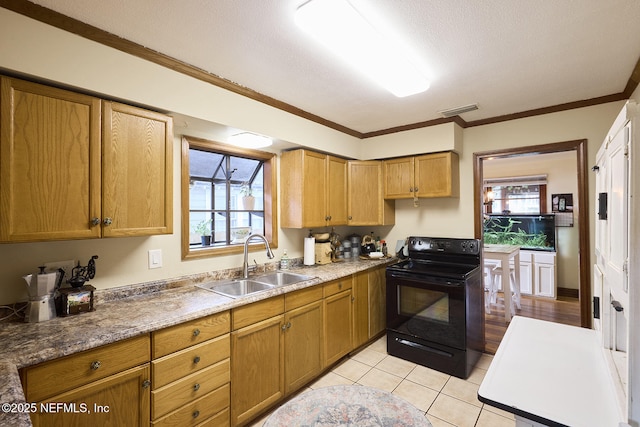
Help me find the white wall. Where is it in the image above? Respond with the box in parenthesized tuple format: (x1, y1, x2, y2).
(0, 7, 628, 306)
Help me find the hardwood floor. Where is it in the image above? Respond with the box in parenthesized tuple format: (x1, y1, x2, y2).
(484, 294, 581, 354)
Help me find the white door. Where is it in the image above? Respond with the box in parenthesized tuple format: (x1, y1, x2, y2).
(606, 122, 629, 311)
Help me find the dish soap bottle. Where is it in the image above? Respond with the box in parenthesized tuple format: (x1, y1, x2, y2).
(280, 250, 290, 270)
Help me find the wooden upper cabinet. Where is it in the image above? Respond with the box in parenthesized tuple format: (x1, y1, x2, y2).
(0, 76, 173, 242)
(326, 155, 348, 226)
(102, 101, 173, 237)
(415, 152, 459, 198)
(0, 77, 102, 242)
(280, 149, 347, 228)
(383, 152, 459, 199)
(347, 160, 395, 226)
(382, 157, 414, 199)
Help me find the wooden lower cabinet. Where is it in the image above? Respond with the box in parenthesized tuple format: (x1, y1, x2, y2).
(21, 335, 151, 427)
(30, 364, 150, 427)
(368, 266, 387, 338)
(151, 312, 231, 426)
(284, 300, 323, 394)
(353, 267, 387, 349)
(231, 315, 285, 426)
(323, 278, 354, 366)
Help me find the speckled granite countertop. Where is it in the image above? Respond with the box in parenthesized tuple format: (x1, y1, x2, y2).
(0, 258, 394, 426)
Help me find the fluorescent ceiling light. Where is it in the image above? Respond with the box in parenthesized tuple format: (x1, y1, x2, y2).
(228, 132, 273, 149)
(295, 0, 429, 97)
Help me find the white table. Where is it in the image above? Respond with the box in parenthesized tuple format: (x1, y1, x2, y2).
(484, 244, 521, 322)
(478, 316, 623, 426)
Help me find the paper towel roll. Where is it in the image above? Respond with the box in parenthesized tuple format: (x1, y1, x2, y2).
(304, 237, 316, 265)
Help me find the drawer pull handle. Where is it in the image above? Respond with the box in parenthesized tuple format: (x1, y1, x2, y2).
(193, 356, 201, 364)
(90, 361, 101, 370)
(193, 410, 200, 419)
(142, 379, 151, 389)
(338, 283, 342, 289)
(193, 383, 200, 392)
(193, 329, 200, 337)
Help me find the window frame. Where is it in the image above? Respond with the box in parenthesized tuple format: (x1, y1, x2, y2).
(181, 136, 278, 260)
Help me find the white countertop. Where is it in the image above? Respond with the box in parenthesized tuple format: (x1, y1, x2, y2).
(478, 316, 623, 426)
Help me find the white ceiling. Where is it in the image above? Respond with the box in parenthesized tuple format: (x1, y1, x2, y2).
(25, 0, 640, 135)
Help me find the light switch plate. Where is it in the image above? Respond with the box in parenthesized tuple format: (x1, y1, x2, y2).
(148, 249, 162, 269)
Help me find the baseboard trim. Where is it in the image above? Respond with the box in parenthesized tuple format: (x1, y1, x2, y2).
(557, 287, 579, 299)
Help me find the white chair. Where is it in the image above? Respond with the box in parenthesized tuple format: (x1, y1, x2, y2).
(483, 261, 499, 313)
(491, 266, 522, 316)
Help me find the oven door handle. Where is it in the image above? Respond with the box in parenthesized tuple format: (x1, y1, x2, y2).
(394, 338, 453, 358)
(387, 271, 464, 287)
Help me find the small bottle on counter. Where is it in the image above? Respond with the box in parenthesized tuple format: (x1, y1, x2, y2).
(382, 241, 388, 257)
(280, 250, 290, 270)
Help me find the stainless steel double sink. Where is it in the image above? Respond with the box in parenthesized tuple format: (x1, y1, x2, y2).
(196, 271, 315, 298)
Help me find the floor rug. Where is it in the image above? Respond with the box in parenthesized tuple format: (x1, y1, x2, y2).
(264, 385, 432, 426)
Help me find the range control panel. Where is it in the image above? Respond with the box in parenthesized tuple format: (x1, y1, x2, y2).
(407, 237, 480, 255)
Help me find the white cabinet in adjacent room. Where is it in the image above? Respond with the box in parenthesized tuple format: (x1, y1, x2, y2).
(533, 252, 557, 298)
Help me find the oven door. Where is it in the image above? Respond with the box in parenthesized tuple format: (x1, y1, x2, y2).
(386, 270, 466, 350)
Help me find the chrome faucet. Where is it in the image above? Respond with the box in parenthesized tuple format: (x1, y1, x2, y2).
(243, 234, 275, 278)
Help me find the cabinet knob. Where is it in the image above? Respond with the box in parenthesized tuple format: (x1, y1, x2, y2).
(90, 360, 101, 370)
(351, 296, 355, 302)
(142, 379, 151, 389)
(90, 217, 101, 226)
(193, 329, 200, 337)
(193, 356, 201, 364)
(192, 410, 200, 419)
(414, 187, 418, 192)
(287, 322, 292, 329)
(338, 283, 343, 290)
(348, 216, 352, 220)
(103, 217, 113, 226)
(282, 323, 287, 331)
(193, 383, 200, 392)
(409, 188, 414, 192)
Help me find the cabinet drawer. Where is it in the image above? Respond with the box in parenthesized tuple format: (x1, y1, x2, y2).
(232, 295, 284, 330)
(153, 334, 230, 388)
(23, 334, 150, 402)
(153, 311, 230, 358)
(285, 286, 323, 311)
(196, 407, 230, 427)
(152, 383, 229, 427)
(152, 358, 230, 419)
(323, 278, 352, 297)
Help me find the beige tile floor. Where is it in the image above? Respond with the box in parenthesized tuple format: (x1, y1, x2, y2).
(250, 335, 516, 427)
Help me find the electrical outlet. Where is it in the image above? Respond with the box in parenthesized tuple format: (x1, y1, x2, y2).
(148, 249, 162, 269)
(44, 260, 76, 282)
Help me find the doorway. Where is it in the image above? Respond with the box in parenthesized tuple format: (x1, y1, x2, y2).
(473, 139, 591, 328)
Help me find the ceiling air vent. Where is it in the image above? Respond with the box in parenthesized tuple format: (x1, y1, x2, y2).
(438, 103, 479, 118)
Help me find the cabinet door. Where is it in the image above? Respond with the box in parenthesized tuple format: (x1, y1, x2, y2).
(383, 157, 414, 199)
(326, 155, 348, 225)
(348, 161, 394, 226)
(0, 77, 101, 242)
(31, 364, 150, 427)
(352, 272, 369, 348)
(368, 267, 387, 338)
(284, 301, 323, 394)
(231, 315, 284, 426)
(415, 152, 459, 198)
(324, 289, 353, 366)
(519, 261, 533, 295)
(535, 262, 556, 298)
(102, 102, 173, 237)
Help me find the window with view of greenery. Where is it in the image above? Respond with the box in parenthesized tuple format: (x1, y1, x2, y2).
(181, 136, 277, 259)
